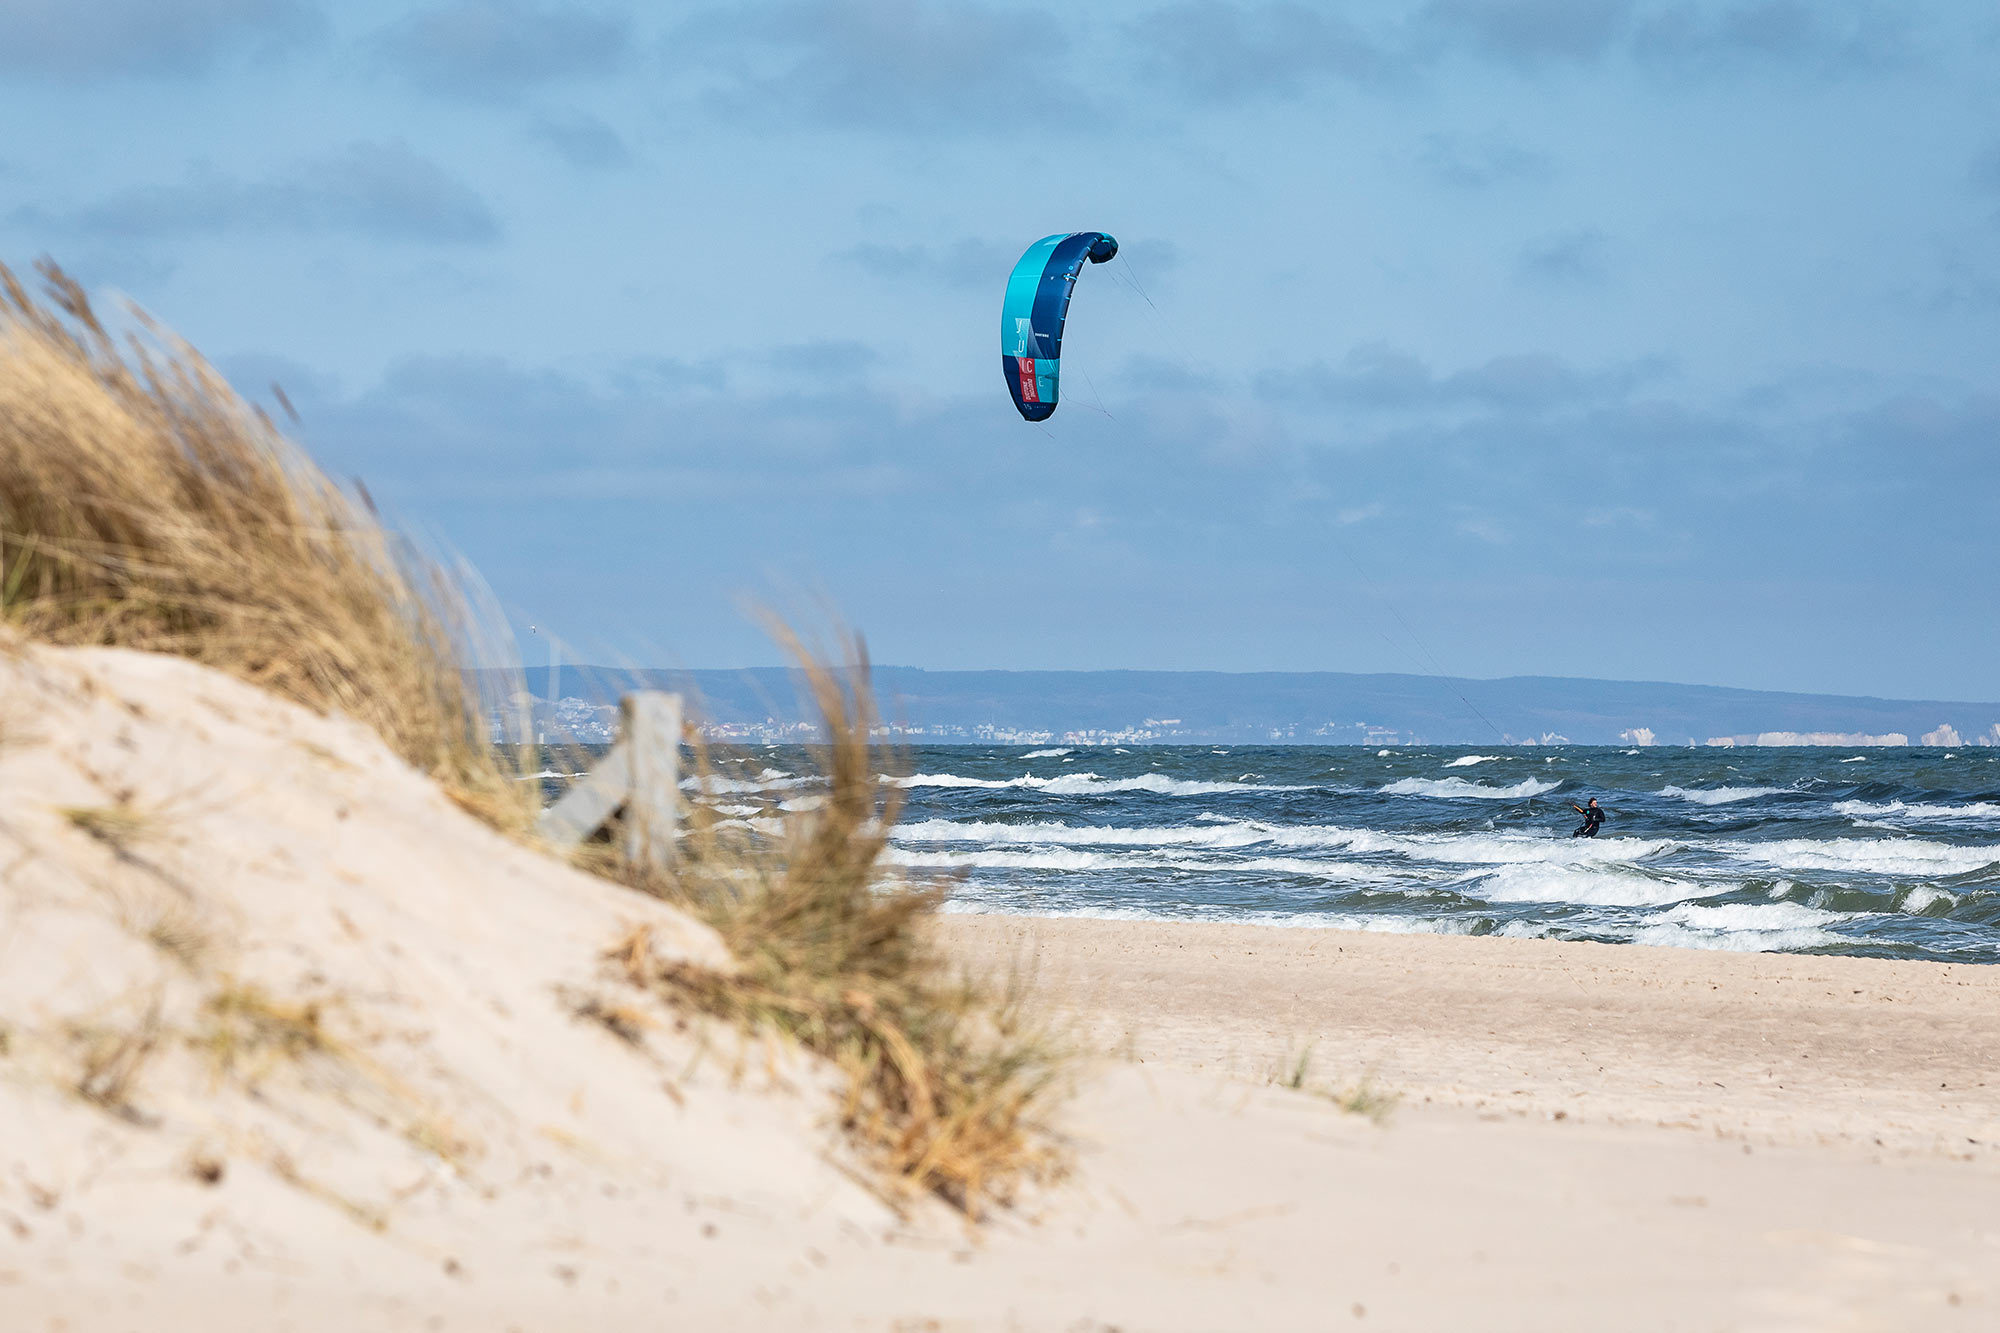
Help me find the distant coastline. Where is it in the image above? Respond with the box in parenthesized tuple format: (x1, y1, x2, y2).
(486, 665, 2000, 749)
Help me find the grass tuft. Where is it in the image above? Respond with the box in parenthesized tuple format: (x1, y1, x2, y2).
(1334, 1079, 1401, 1125)
(1278, 1044, 1315, 1091)
(567, 988, 656, 1046)
(58, 801, 152, 851)
(1270, 1046, 1400, 1124)
(0, 260, 522, 823)
(624, 629, 1069, 1217)
(72, 999, 164, 1121)
(197, 981, 336, 1083)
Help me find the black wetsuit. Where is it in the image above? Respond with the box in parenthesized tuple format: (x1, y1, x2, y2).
(1572, 804, 1604, 838)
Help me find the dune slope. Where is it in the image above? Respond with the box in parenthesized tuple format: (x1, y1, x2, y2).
(0, 641, 919, 1326)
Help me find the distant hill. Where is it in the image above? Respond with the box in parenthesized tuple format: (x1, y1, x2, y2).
(489, 665, 2000, 748)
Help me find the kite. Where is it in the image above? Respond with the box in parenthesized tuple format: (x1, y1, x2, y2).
(1000, 232, 1117, 421)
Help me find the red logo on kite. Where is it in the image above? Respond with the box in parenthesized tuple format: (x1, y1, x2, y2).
(1016, 356, 1038, 402)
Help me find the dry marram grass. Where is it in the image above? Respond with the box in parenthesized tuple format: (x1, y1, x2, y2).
(0, 260, 520, 819)
(623, 631, 1069, 1216)
(58, 800, 153, 850)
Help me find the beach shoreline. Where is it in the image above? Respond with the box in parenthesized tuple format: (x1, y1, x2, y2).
(936, 912, 2000, 1164)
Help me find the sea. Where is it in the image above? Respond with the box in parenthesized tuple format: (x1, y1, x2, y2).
(841, 744, 2000, 965)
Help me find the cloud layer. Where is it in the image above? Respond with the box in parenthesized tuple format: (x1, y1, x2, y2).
(368, 0, 631, 100)
(4, 0, 1992, 688)
(20, 143, 499, 244)
(664, 0, 1087, 132)
(0, 0, 323, 79)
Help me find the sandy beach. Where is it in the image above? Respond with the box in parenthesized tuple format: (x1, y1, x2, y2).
(924, 914, 2000, 1328)
(6, 641, 1997, 1330)
(938, 914, 2000, 1160)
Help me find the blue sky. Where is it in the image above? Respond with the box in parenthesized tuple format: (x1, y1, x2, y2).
(4, 0, 1997, 697)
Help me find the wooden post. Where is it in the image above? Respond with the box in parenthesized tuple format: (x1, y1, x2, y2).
(517, 686, 535, 781)
(619, 692, 681, 876)
(548, 638, 561, 727)
(533, 690, 682, 876)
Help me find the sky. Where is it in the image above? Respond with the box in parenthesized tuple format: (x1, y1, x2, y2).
(3, 0, 1998, 698)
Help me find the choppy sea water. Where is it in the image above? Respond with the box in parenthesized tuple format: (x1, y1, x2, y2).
(833, 745, 1999, 964)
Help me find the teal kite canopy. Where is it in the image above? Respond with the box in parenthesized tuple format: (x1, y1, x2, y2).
(1000, 232, 1117, 421)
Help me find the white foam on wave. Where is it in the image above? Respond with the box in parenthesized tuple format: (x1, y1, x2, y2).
(1467, 863, 1726, 908)
(937, 899, 1484, 936)
(1901, 885, 1960, 914)
(888, 846, 1144, 874)
(1659, 785, 1784, 805)
(707, 815, 786, 836)
(894, 817, 1679, 867)
(1225, 912, 1484, 934)
(1232, 856, 1420, 884)
(1627, 901, 1849, 953)
(897, 817, 1273, 849)
(1833, 799, 2000, 821)
(1667, 900, 1847, 930)
(1376, 830, 1679, 866)
(1445, 755, 1501, 768)
(887, 845, 1405, 883)
(1020, 748, 1071, 759)
(1723, 837, 2000, 877)
(893, 771, 1312, 797)
(685, 770, 813, 794)
(1379, 777, 1560, 800)
(1626, 925, 1841, 953)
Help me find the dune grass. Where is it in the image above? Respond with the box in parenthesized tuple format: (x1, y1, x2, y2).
(58, 800, 154, 852)
(0, 259, 519, 817)
(622, 631, 1069, 1216)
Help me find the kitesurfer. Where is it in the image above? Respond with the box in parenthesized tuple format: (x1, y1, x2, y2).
(1570, 798, 1604, 838)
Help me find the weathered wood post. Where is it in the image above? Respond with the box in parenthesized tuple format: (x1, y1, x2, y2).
(534, 690, 682, 875)
(516, 686, 536, 781)
(618, 691, 681, 876)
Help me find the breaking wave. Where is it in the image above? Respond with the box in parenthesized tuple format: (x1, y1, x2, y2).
(1659, 785, 1785, 805)
(1466, 863, 1726, 908)
(885, 845, 1405, 883)
(938, 899, 1489, 936)
(1625, 901, 1850, 953)
(1833, 799, 2000, 821)
(893, 771, 1313, 796)
(1378, 777, 1560, 800)
(1722, 837, 2000, 877)
(894, 818, 1678, 866)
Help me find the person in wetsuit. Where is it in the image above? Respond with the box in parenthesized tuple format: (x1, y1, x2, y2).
(1571, 797, 1605, 838)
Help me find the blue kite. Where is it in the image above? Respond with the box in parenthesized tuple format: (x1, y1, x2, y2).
(1000, 231, 1117, 421)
